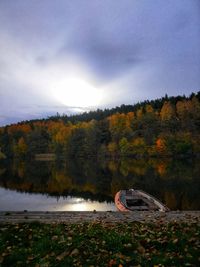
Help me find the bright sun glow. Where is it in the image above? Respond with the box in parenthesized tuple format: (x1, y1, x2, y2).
(52, 78, 102, 107)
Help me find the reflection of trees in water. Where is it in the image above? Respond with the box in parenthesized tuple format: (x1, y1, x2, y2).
(109, 158, 200, 210)
(65, 158, 113, 200)
(0, 158, 199, 210)
(0, 159, 113, 203)
(0, 159, 54, 192)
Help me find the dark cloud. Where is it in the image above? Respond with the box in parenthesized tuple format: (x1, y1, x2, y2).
(55, 0, 200, 82)
(59, 41, 141, 80)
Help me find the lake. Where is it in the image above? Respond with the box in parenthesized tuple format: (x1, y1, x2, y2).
(0, 158, 199, 211)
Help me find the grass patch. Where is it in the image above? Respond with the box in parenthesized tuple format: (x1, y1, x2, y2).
(0, 221, 199, 266)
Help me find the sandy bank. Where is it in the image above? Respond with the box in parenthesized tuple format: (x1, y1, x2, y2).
(0, 211, 200, 224)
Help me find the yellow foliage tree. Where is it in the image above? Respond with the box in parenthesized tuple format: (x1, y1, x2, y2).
(160, 101, 175, 121)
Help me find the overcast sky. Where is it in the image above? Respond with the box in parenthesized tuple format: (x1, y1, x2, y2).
(0, 0, 200, 126)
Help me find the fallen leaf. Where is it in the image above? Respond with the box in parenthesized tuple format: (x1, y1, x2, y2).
(173, 238, 178, 244)
(56, 250, 69, 261)
(109, 259, 117, 266)
(137, 245, 145, 254)
(70, 248, 79, 256)
(27, 256, 35, 261)
(51, 235, 58, 241)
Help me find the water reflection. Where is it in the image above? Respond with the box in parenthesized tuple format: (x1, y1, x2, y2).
(0, 188, 116, 211)
(0, 158, 199, 210)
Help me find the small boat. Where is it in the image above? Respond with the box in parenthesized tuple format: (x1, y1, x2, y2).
(115, 189, 169, 212)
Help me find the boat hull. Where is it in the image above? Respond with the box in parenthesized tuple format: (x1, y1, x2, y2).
(115, 189, 169, 212)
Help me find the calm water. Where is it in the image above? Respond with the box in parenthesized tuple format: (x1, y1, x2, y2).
(0, 158, 199, 211)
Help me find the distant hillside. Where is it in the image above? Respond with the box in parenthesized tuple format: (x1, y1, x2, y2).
(44, 92, 200, 123)
(0, 91, 200, 159)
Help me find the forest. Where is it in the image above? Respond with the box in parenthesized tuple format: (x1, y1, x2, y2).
(0, 92, 200, 160)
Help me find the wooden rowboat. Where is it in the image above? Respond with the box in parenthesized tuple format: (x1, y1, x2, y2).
(115, 189, 169, 212)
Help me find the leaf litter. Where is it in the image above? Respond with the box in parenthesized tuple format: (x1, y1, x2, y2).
(0, 221, 199, 266)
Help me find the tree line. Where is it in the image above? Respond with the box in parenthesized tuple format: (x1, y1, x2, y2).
(0, 92, 200, 159)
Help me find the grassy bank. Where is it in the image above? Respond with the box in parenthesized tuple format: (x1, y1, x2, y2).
(0, 221, 199, 266)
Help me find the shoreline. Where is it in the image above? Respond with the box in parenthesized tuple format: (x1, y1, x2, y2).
(1, 210, 200, 224)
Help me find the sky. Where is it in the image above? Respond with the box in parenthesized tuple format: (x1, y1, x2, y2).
(0, 0, 200, 126)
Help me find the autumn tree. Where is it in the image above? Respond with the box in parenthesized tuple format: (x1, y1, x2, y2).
(160, 101, 176, 121)
(160, 101, 178, 132)
(27, 128, 51, 156)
